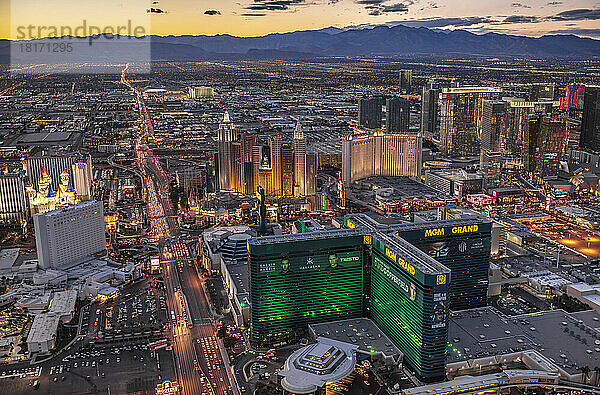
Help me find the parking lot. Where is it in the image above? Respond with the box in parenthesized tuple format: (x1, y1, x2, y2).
(83, 278, 168, 343)
(0, 346, 176, 394)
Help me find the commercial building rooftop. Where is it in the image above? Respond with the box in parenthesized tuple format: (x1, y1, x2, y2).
(448, 307, 600, 375)
(309, 318, 402, 363)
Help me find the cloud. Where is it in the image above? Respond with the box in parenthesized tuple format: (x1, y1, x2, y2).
(512, 2, 531, 8)
(548, 28, 600, 37)
(241, 12, 267, 16)
(204, 10, 221, 15)
(398, 16, 493, 28)
(550, 8, 600, 21)
(359, 0, 412, 16)
(547, 1, 562, 5)
(503, 15, 540, 23)
(148, 8, 165, 13)
(246, 0, 306, 12)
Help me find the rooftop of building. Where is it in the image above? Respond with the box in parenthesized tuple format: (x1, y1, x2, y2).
(248, 228, 363, 246)
(279, 337, 358, 394)
(309, 318, 402, 361)
(447, 306, 600, 375)
(350, 176, 453, 203)
(34, 199, 101, 218)
(427, 168, 484, 182)
(26, 313, 60, 345)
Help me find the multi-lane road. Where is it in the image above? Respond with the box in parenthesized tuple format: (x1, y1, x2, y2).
(121, 65, 234, 395)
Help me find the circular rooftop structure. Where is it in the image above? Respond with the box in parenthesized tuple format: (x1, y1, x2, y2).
(279, 337, 358, 394)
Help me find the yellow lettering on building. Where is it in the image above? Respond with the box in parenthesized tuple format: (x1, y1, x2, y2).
(424, 228, 445, 237)
(363, 235, 372, 245)
(451, 225, 479, 234)
(437, 274, 446, 285)
(347, 220, 356, 229)
(385, 248, 397, 262)
(397, 257, 416, 276)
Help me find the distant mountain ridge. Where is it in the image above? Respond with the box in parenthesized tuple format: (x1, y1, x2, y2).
(1, 24, 600, 62)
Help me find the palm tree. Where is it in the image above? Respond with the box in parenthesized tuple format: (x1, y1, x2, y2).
(581, 365, 590, 384)
(594, 366, 600, 386)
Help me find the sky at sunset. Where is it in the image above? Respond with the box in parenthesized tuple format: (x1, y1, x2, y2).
(1, 0, 600, 39)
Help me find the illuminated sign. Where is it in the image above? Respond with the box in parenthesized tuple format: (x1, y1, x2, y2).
(436, 274, 447, 285)
(346, 220, 356, 229)
(363, 235, 372, 245)
(156, 381, 178, 394)
(424, 228, 445, 237)
(451, 225, 478, 234)
(385, 248, 397, 262)
(398, 257, 416, 276)
(385, 247, 415, 275)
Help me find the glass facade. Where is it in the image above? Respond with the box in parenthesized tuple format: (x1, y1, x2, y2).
(370, 235, 449, 381)
(397, 221, 492, 310)
(249, 233, 365, 344)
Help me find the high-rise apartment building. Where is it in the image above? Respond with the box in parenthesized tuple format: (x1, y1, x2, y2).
(386, 98, 410, 133)
(399, 69, 412, 93)
(580, 86, 600, 152)
(281, 146, 295, 196)
(341, 131, 422, 185)
(421, 82, 439, 138)
(439, 87, 502, 157)
(524, 114, 566, 177)
(0, 174, 27, 224)
(217, 111, 238, 192)
(34, 200, 107, 269)
(358, 98, 382, 129)
(270, 136, 282, 196)
(293, 122, 308, 196)
(480, 100, 506, 185)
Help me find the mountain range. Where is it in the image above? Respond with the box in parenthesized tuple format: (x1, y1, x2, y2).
(1, 24, 600, 62)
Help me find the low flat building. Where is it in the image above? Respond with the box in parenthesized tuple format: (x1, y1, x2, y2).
(309, 318, 403, 365)
(567, 283, 600, 313)
(26, 313, 60, 355)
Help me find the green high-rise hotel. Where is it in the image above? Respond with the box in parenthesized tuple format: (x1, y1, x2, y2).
(248, 224, 458, 381)
(248, 229, 367, 345)
(370, 232, 450, 379)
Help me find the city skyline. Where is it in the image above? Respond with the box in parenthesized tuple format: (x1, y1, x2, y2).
(2, 0, 600, 39)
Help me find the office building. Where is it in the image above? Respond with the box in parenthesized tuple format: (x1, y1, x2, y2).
(480, 100, 506, 185)
(386, 98, 410, 133)
(0, 174, 27, 224)
(421, 83, 440, 138)
(399, 69, 412, 93)
(217, 111, 238, 192)
(370, 232, 450, 380)
(341, 131, 422, 185)
(439, 87, 502, 157)
(580, 86, 600, 152)
(358, 98, 382, 129)
(524, 115, 566, 177)
(188, 86, 214, 99)
(248, 229, 366, 345)
(34, 200, 107, 269)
